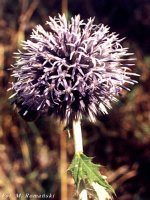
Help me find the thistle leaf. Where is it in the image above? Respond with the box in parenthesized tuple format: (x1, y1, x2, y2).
(69, 153, 115, 195)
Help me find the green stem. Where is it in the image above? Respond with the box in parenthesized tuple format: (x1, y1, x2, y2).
(73, 120, 83, 154)
(72, 120, 87, 199)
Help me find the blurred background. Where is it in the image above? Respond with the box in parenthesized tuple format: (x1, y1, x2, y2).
(0, 0, 150, 199)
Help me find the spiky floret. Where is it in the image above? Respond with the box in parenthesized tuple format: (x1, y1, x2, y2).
(9, 14, 138, 122)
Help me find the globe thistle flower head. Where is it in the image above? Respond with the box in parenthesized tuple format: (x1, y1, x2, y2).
(9, 14, 139, 122)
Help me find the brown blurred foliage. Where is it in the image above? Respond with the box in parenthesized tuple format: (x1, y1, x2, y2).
(0, 0, 150, 200)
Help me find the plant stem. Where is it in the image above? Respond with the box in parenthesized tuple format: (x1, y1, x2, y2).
(73, 120, 86, 199)
(73, 120, 83, 154)
(60, 128, 67, 200)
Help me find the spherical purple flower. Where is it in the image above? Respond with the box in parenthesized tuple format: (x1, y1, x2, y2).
(9, 14, 138, 122)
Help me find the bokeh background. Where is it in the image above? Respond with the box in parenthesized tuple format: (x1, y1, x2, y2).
(0, 0, 150, 199)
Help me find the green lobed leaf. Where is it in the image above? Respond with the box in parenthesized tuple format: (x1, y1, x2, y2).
(69, 153, 115, 194)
